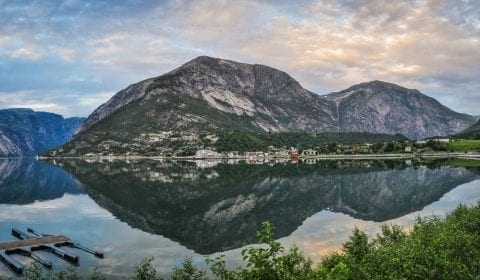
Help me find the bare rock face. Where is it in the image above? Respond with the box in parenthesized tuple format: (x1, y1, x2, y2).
(0, 108, 85, 156)
(326, 81, 476, 139)
(0, 129, 22, 156)
(59, 56, 476, 155)
(78, 78, 155, 133)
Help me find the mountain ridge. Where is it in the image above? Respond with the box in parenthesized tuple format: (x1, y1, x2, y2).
(0, 108, 85, 156)
(53, 56, 476, 156)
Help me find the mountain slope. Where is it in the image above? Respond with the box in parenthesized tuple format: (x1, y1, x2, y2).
(77, 56, 338, 135)
(0, 108, 85, 156)
(326, 81, 475, 139)
(51, 56, 475, 156)
(455, 120, 480, 139)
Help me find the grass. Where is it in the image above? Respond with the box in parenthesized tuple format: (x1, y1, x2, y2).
(448, 140, 480, 152)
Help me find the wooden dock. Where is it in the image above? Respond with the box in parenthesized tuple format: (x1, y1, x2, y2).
(0, 228, 104, 275)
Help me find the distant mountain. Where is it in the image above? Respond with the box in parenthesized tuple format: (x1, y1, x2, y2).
(50, 56, 475, 156)
(326, 81, 475, 139)
(455, 120, 480, 139)
(0, 108, 85, 156)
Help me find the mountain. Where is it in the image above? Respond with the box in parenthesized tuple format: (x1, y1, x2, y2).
(51, 56, 475, 156)
(0, 108, 85, 156)
(326, 81, 475, 138)
(455, 120, 480, 139)
(53, 159, 479, 254)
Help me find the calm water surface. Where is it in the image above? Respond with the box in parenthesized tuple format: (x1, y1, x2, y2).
(0, 158, 479, 278)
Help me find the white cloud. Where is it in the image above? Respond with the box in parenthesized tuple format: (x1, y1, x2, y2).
(0, 36, 10, 46)
(0, 91, 112, 117)
(0, 0, 479, 115)
(56, 47, 76, 62)
(78, 92, 114, 107)
(10, 47, 43, 60)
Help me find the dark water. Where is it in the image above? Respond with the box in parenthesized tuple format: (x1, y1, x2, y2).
(0, 158, 479, 278)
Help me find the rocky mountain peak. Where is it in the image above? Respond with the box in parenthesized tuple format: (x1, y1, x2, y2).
(64, 56, 477, 155)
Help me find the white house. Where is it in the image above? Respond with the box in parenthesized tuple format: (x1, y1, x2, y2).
(301, 149, 317, 156)
(195, 149, 220, 159)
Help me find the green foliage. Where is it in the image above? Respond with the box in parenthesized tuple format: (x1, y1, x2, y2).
(130, 257, 163, 280)
(205, 204, 480, 279)
(425, 140, 449, 152)
(214, 130, 407, 153)
(319, 203, 480, 280)
(22, 263, 106, 280)
(170, 257, 207, 280)
(206, 221, 314, 280)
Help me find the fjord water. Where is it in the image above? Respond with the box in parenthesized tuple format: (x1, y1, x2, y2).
(0, 159, 479, 278)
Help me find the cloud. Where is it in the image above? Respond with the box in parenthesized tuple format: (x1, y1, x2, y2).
(0, 36, 9, 46)
(8, 102, 66, 112)
(78, 92, 114, 107)
(0, 0, 479, 116)
(10, 47, 43, 60)
(56, 47, 76, 62)
(0, 90, 111, 117)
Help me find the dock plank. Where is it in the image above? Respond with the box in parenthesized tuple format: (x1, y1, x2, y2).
(0, 236, 70, 250)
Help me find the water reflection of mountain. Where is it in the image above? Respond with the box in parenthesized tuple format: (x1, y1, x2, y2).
(0, 159, 82, 204)
(55, 159, 480, 254)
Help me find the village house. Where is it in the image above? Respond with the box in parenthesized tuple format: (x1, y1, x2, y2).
(195, 149, 220, 159)
(227, 151, 240, 158)
(301, 149, 317, 157)
(272, 148, 290, 158)
(245, 151, 266, 161)
(290, 148, 299, 159)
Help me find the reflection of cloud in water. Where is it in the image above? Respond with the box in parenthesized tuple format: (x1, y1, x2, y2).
(279, 179, 480, 261)
(0, 194, 112, 222)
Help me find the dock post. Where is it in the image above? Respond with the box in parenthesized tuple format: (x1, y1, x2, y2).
(27, 228, 52, 237)
(72, 242, 104, 258)
(12, 228, 33, 240)
(0, 251, 24, 275)
(44, 245, 79, 264)
(16, 247, 52, 269)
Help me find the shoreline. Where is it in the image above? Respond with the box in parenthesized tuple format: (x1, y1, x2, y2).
(33, 152, 480, 161)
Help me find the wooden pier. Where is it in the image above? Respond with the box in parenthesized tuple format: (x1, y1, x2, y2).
(0, 228, 104, 275)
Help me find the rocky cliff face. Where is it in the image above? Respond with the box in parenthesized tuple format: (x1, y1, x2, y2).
(56, 56, 475, 156)
(77, 56, 338, 135)
(326, 81, 475, 139)
(0, 108, 85, 156)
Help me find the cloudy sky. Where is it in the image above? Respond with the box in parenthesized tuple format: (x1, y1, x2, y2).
(0, 0, 479, 117)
